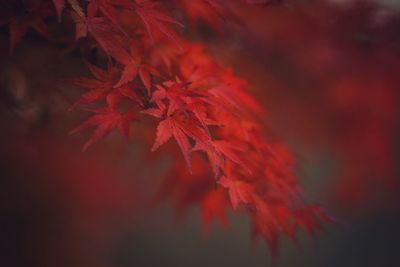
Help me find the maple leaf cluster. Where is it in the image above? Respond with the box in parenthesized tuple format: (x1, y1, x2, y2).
(0, 0, 333, 255)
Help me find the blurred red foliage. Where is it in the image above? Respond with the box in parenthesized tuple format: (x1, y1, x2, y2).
(2, 0, 400, 261)
(222, 0, 400, 214)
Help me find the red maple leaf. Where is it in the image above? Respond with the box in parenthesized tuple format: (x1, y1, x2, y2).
(149, 111, 212, 173)
(87, 0, 134, 35)
(114, 45, 161, 91)
(193, 140, 245, 177)
(135, 0, 183, 44)
(70, 107, 137, 151)
(151, 79, 209, 116)
(71, 62, 141, 109)
(70, 3, 131, 63)
(218, 173, 254, 209)
(201, 187, 229, 235)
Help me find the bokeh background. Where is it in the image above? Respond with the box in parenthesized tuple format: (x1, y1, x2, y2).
(1, 0, 400, 266)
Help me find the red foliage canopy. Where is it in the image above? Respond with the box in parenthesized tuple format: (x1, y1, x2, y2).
(0, 0, 333, 255)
